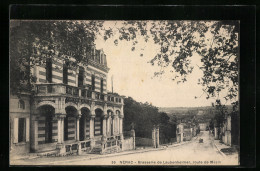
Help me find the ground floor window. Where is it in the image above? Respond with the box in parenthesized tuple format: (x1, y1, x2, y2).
(18, 118, 26, 143)
(13, 117, 29, 144)
(94, 117, 102, 136)
(94, 109, 103, 136)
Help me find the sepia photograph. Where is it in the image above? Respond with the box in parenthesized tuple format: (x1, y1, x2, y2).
(9, 19, 240, 166)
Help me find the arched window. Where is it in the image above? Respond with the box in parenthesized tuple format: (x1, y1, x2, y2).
(96, 50, 100, 63)
(63, 62, 68, 84)
(91, 75, 95, 91)
(18, 100, 25, 109)
(94, 109, 103, 136)
(100, 78, 103, 93)
(91, 47, 95, 60)
(46, 58, 52, 83)
(101, 54, 103, 64)
(78, 66, 84, 87)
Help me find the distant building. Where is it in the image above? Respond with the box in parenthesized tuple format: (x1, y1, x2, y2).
(199, 123, 207, 131)
(197, 110, 204, 115)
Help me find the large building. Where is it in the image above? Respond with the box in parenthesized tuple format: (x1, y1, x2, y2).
(10, 46, 134, 157)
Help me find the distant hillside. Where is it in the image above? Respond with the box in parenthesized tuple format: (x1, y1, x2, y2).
(159, 106, 233, 125)
(159, 106, 213, 114)
(159, 106, 232, 115)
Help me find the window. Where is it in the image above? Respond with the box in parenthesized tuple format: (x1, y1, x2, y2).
(46, 58, 52, 83)
(13, 118, 29, 144)
(91, 47, 95, 60)
(96, 50, 100, 63)
(101, 54, 103, 64)
(78, 67, 84, 87)
(18, 118, 26, 143)
(63, 62, 68, 84)
(94, 116, 103, 136)
(64, 117, 68, 141)
(91, 75, 95, 91)
(18, 100, 25, 109)
(104, 54, 107, 66)
(100, 78, 103, 93)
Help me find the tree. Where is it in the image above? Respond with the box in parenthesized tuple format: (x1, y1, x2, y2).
(123, 97, 176, 141)
(10, 20, 103, 95)
(10, 20, 239, 112)
(103, 21, 239, 111)
(213, 100, 228, 128)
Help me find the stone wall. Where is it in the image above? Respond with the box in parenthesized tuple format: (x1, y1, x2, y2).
(10, 95, 31, 156)
(122, 137, 135, 151)
(135, 137, 153, 146)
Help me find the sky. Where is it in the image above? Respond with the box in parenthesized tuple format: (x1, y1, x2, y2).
(95, 21, 232, 108)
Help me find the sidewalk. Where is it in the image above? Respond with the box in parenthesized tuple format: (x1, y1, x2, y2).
(212, 135, 239, 164)
(11, 135, 199, 165)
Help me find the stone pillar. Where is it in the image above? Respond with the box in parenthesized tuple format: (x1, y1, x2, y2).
(227, 115, 231, 131)
(156, 127, 160, 148)
(119, 115, 124, 140)
(83, 115, 86, 140)
(106, 112, 111, 137)
(90, 115, 96, 148)
(112, 115, 116, 136)
(91, 91, 96, 99)
(31, 115, 38, 152)
(78, 142, 82, 155)
(75, 69, 79, 87)
(61, 118, 64, 141)
(55, 114, 66, 144)
(90, 101, 95, 139)
(118, 118, 121, 134)
(214, 127, 218, 140)
(102, 114, 107, 137)
(76, 115, 81, 141)
(152, 128, 156, 148)
(55, 114, 66, 154)
(131, 129, 135, 150)
(115, 116, 117, 135)
(90, 115, 95, 138)
(117, 115, 120, 135)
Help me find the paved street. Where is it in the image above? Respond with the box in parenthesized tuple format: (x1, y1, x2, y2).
(12, 131, 239, 166)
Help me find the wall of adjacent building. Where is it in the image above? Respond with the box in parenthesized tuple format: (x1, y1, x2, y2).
(10, 95, 30, 155)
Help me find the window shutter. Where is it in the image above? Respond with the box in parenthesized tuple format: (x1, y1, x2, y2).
(26, 118, 30, 142)
(13, 118, 18, 143)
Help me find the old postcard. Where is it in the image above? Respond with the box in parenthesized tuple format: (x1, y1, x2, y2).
(10, 19, 240, 166)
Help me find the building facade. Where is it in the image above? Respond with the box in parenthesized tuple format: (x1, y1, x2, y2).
(220, 114, 232, 146)
(10, 48, 129, 156)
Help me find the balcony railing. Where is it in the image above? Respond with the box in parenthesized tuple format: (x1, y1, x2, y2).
(35, 83, 123, 104)
(107, 95, 122, 104)
(66, 86, 79, 96)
